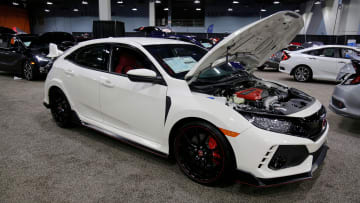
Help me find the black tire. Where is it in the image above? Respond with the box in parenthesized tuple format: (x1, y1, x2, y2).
(257, 66, 265, 71)
(23, 61, 38, 81)
(50, 89, 73, 128)
(174, 121, 235, 185)
(293, 65, 312, 82)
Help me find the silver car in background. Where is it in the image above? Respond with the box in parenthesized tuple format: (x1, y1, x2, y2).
(329, 60, 360, 119)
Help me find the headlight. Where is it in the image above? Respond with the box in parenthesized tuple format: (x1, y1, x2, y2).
(242, 113, 306, 135)
(35, 55, 50, 63)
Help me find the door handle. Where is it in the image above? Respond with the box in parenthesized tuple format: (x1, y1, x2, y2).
(338, 61, 346, 64)
(64, 69, 74, 76)
(308, 57, 316, 60)
(100, 77, 114, 88)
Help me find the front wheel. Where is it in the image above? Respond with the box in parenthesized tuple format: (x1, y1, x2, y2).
(293, 66, 312, 82)
(50, 89, 73, 128)
(174, 121, 235, 185)
(23, 61, 37, 81)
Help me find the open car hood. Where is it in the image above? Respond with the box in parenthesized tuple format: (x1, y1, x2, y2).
(185, 11, 304, 84)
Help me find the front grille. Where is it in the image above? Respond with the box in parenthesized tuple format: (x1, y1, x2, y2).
(297, 106, 327, 141)
(332, 97, 345, 109)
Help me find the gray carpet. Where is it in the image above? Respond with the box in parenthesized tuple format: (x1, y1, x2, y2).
(0, 70, 359, 202)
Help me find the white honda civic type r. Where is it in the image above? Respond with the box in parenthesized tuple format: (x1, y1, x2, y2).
(43, 12, 328, 186)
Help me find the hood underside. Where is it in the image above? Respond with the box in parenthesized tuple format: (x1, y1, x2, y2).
(185, 11, 304, 84)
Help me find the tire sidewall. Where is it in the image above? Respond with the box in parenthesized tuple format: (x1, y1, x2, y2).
(294, 66, 312, 82)
(173, 121, 235, 185)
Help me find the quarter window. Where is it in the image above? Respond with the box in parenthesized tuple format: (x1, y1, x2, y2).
(0, 36, 9, 48)
(70, 45, 110, 71)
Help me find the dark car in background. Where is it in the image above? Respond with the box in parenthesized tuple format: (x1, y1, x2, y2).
(0, 32, 75, 80)
(257, 44, 305, 71)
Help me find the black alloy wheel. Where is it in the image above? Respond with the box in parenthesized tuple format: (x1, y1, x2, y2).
(50, 89, 73, 128)
(294, 66, 312, 82)
(23, 61, 36, 81)
(174, 121, 234, 185)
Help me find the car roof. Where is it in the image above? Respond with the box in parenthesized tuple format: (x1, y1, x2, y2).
(78, 37, 192, 47)
(296, 44, 360, 53)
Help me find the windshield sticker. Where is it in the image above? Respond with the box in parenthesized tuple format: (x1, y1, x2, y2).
(163, 56, 197, 73)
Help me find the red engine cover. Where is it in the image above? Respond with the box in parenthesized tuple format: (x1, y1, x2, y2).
(235, 88, 264, 101)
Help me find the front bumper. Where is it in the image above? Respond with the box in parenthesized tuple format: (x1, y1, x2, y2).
(235, 144, 328, 187)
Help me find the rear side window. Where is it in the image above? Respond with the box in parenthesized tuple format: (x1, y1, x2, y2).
(304, 49, 322, 56)
(67, 44, 110, 71)
(321, 48, 340, 58)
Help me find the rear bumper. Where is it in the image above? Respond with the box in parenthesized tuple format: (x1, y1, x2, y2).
(235, 144, 328, 187)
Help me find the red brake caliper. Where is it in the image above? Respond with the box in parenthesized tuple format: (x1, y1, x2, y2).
(208, 137, 221, 165)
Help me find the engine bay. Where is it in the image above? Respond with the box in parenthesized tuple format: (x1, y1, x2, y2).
(191, 77, 315, 116)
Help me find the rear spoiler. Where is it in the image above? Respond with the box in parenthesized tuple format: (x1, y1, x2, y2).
(47, 43, 63, 58)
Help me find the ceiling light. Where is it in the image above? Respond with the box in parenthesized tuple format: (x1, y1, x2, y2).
(196, 8, 201, 11)
(12, 2, 19, 6)
(194, 0, 200, 3)
(233, 1, 239, 4)
(163, 8, 169, 11)
(228, 8, 233, 12)
(132, 8, 138, 11)
(273, 1, 280, 4)
(155, 0, 161, 3)
(314, 1, 321, 4)
(82, 1, 88, 5)
(44, 9, 50, 12)
(117, 1, 124, 4)
(73, 8, 79, 12)
(46, 1, 53, 5)
(261, 9, 267, 12)
(295, 9, 300, 12)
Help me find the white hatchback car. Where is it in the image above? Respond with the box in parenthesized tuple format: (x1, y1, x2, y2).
(43, 12, 328, 186)
(280, 45, 360, 82)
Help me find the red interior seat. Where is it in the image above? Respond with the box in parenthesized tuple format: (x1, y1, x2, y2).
(115, 53, 139, 74)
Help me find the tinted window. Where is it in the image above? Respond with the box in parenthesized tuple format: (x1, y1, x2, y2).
(341, 48, 360, 59)
(110, 46, 155, 75)
(304, 49, 322, 56)
(322, 48, 340, 58)
(70, 45, 110, 71)
(0, 36, 9, 48)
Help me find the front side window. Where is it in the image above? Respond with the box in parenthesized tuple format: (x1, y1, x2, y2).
(110, 46, 155, 75)
(70, 45, 110, 71)
(341, 48, 360, 59)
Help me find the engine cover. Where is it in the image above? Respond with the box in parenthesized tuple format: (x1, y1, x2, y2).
(235, 88, 269, 101)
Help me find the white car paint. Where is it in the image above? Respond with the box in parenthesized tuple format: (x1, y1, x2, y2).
(186, 11, 304, 83)
(280, 45, 360, 81)
(44, 12, 328, 185)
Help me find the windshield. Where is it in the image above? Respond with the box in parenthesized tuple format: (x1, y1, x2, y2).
(145, 44, 246, 80)
(18, 35, 37, 47)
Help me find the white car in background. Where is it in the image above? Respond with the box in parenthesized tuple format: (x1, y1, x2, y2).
(43, 12, 329, 187)
(279, 45, 360, 82)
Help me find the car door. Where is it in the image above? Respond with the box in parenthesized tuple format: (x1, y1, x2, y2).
(0, 35, 15, 72)
(314, 48, 344, 80)
(99, 44, 167, 144)
(63, 43, 111, 123)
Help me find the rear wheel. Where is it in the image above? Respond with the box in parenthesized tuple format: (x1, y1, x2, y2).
(174, 121, 235, 185)
(257, 66, 265, 71)
(50, 89, 73, 128)
(293, 66, 312, 82)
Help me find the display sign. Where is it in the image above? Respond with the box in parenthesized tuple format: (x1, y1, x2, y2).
(163, 56, 197, 73)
